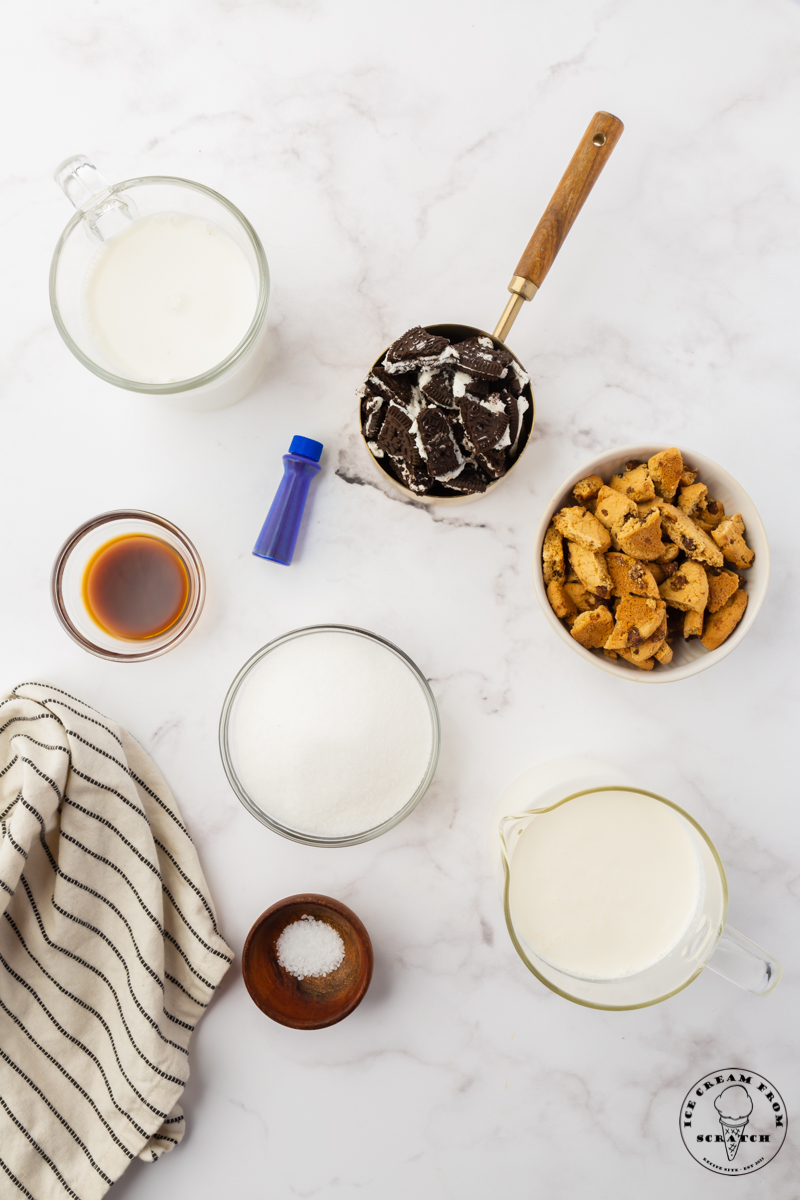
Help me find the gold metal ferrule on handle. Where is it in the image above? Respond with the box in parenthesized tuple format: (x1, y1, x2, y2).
(493, 275, 538, 342)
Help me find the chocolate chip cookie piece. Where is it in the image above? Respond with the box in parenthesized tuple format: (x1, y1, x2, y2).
(552, 506, 612, 554)
(677, 482, 708, 518)
(609, 464, 656, 503)
(700, 589, 748, 650)
(655, 542, 680, 563)
(658, 560, 709, 613)
(570, 606, 614, 649)
(616, 612, 668, 664)
(567, 543, 613, 598)
(654, 640, 673, 664)
(658, 503, 724, 567)
(542, 523, 566, 586)
(647, 447, 684, 502)
(573, 474, 604, 504)
(617, 649, 655, 670)
(614, 508, 666, 561)
(605, 596, 666, 649)
(547, 579, 578, 621)
(605, 552, 660, 599)
(705, 567, 740, 614)
(696, 497, 725, 530)
(711, 514, 755, 569)
(683, 610, 704, 639)
(564, 582, 607, 613)
(594, 485, 637, 531)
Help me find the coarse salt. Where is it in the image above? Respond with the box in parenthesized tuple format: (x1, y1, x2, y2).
(229, 630, 434, 838)
(276, 916, 345, 980)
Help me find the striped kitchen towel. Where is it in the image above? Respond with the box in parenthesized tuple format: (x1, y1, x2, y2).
(0, 681, 233, 1199)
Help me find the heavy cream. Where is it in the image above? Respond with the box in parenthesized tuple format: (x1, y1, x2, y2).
(84, 212, 256, 382)
(508, 790, 701, 980)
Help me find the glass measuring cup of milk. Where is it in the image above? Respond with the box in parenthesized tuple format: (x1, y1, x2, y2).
(50, 156, 269, 411)
(500, 786, 781, 1010)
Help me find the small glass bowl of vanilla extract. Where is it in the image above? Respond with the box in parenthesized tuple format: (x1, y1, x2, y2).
(51, 510, 205, 661)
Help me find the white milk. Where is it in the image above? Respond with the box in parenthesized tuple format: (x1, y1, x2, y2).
(84, 212, 257, 383)
(508, 790, 701, 980)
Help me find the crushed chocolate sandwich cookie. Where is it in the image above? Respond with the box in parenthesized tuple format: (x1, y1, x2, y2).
(359, 327, 532, 497)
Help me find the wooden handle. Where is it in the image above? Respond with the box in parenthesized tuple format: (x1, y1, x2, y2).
(514, 111, 623, 290)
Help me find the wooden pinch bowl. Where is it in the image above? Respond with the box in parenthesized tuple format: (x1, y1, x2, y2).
(242, 894, 374, 1029)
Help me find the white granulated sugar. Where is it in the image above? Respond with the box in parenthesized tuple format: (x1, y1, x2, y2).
(230, 631, 433, 838)
(276, 916, 345, 980)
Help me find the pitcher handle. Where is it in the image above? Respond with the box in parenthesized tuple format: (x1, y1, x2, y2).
(705, 925, 782, 996)
(54, 155, 112, 208)
(53, 154, 136, 242)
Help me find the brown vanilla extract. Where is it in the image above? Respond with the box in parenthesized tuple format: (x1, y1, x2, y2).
(82, 535, 189, 640)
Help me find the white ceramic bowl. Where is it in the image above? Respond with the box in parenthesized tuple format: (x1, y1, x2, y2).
(532, 445, 770, 683)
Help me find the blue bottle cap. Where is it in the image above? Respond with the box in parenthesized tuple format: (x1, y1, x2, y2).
(290, 435, 323, 462)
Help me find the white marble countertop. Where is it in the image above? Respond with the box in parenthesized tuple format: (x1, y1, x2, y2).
(3, 0, 800, 1195)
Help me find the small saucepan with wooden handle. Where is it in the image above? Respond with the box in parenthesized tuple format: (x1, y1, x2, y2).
(359, 111, 624, 506)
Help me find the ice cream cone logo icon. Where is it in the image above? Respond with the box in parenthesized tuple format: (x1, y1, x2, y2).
(680, 1069, 786, 1174)
(714, 1085, 754, 1161)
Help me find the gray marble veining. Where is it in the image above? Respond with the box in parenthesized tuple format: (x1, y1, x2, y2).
(1, 0, 799, 1196)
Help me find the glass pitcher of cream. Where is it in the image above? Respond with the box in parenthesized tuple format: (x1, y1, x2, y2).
(50, 156, 269, 411)
(500, 786, 781, 1010)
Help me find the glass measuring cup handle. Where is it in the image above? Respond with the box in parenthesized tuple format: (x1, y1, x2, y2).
(705, 925, 782, 996)
(54, 154, 136, 242)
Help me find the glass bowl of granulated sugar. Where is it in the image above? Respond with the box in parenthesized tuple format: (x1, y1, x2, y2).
(219, 625, 440, 846)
